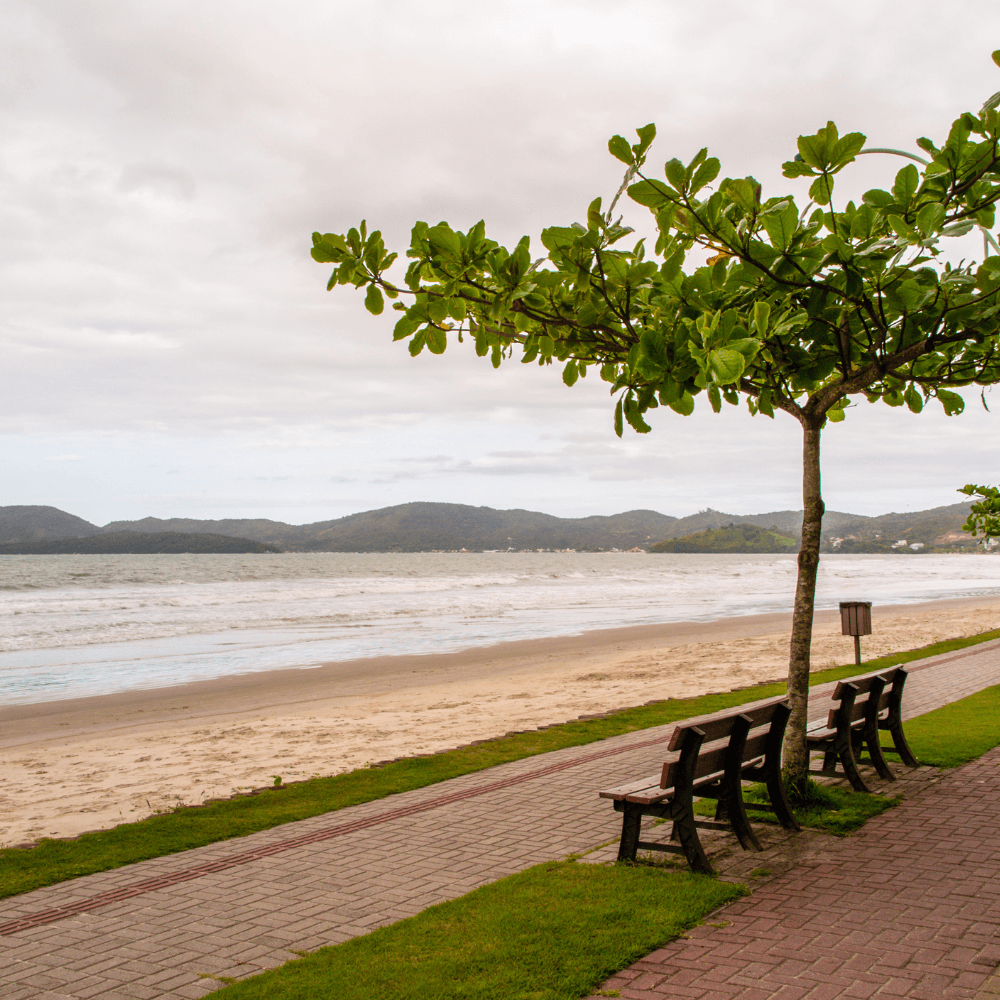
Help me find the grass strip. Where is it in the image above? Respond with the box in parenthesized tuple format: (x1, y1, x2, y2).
(890, 682, 1000, 768)
(209, 860, 744, 1000)
(3, 627, 999, 900)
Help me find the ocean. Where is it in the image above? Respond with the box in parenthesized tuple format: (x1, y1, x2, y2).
(2, 551, 999, 704)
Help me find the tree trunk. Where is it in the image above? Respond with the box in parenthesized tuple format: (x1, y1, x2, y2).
(783, 416, 825, 786)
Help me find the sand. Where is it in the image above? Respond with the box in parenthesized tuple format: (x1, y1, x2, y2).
(2, 595, 999, 847)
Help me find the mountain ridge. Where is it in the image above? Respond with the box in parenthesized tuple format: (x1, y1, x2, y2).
(0, 500, 978, 553)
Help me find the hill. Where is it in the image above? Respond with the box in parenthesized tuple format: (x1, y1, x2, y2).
(0, 500, 980, 553)
(819, 502, 978, 552)
(651, 524, 799, 554)
(100, 503, 682, 552)
(0, 531, 281, 555)
(0, 505, 104, 545)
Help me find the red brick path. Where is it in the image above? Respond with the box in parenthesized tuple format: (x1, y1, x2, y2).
(588, 746, 1000, 1000)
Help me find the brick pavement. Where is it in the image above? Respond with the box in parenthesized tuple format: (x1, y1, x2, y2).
(1, 639, 999, 999)
(585, 744, 1000, 1000)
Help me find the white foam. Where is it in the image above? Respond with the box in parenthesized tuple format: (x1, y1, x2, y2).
(1, 551, 998, 703)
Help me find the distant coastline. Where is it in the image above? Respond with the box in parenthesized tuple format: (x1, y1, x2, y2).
(0, 499, 984, 554)
(0, 530, 280, 555)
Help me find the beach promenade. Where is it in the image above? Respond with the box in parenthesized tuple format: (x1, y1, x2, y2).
(2, 639, 1000, 999)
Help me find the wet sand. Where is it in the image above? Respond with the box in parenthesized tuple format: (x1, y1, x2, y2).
(2, 595, 998, 846)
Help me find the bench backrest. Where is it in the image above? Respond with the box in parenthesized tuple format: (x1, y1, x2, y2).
(665, 696, 790, 751)
(827, 666, 906, 730)
(660, 696, 790, 790)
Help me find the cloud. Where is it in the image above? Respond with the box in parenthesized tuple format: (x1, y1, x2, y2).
(2, 0, 1000, 520)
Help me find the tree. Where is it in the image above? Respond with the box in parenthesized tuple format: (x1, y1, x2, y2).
(960, 484, 1000, 542)
(312, 54, 1000, 783)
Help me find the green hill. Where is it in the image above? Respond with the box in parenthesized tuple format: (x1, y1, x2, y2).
(650, 524, 799, 554)
(0, 500, 980, 553)
(0, 531, 280, 555)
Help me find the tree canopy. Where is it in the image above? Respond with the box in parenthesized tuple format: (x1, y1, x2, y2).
(313, 52, 1000, 780)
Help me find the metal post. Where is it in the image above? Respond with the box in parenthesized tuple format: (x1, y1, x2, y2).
(854, 634, 861, 666)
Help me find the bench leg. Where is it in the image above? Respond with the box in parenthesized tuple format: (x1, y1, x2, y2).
(673, 803, 714, 875)
(836, 730, 871, 793)
(863, 724, 895, 781)
(724, 784, 761, 852)
(882, 720, 919, 768)
(617, 803, 643, 862)
(764, 769, 801, 832)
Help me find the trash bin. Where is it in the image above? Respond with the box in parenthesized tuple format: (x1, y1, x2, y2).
(840, 600, 872, 666)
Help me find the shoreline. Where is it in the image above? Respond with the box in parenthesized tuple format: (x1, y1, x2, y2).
(5, 593, 998, 737)
(3, 594, 999, 846)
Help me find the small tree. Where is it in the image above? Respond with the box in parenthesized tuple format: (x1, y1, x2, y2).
(961, 484, 1000, 543)
(312, 56, 1000, 783)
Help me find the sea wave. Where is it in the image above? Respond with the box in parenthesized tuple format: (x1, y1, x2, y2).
(1, 551, 998, 703)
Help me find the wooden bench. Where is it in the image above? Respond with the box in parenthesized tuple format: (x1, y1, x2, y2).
(599, 696, 799, 874)
(806, 666, 919, 793)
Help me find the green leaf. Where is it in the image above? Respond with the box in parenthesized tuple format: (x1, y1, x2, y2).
(726, 178, 761, 212)
(664, 158, 686, 190)
(425, 328, 447, 354)
(993, 50, 1000, 69)
(633, 123, 656, 157)
(892, 164, 919, 205)
(628, 180, 671, 208)
(587, 197, 603, 231)
(428, 296, 450, 324)
(832, 132, 866, 167)
(887, 215, 917, 240)
(608, 135, 634, 165)
(393, 313, 421, 341)
(827, 406, 846, 422)
(904, 385, 923, 413)
(782, 158, 816, 178)
(707, 348, 746, 384)
(562, 360, 579, 387)
(707, 384, 722, 413)
(364, 284, 384, 315)
(727, 338, 761, 362)
(942, 220, 975, 237)
(862, 188, 894, 209)
(614, 396, 624, 437)
(669, 391, 695, 416)
(760, 204, 798, 251)
(809, 174, 835, 206)
(624, 396, 652, 433)
(752, 301, 771, 337)
(915, 203, 945, 236)
(797, 122, 839, 170)
(690, 158, 720, 194)
(937, 388, 965, 415)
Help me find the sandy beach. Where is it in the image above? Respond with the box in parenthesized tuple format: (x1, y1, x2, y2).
(2, 595, 999, 847)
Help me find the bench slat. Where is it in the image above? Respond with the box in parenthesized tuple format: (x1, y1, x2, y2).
(831, 665, 902, 700)
(599, 774, 664, 801)
(665, 696, 789, 751)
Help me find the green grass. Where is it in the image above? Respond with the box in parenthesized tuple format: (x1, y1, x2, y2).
(2, 626, 998, 901)
(893, 682, 1000, 768)
(208, 860, 744, 1000)
(741, 780, 902, 836)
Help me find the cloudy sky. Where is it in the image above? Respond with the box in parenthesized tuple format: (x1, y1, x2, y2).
(4, 0, 1000, 526)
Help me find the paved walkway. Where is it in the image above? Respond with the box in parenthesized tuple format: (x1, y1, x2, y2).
(587, 743, 1000, 1000)
(1, 640, 999, 999)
